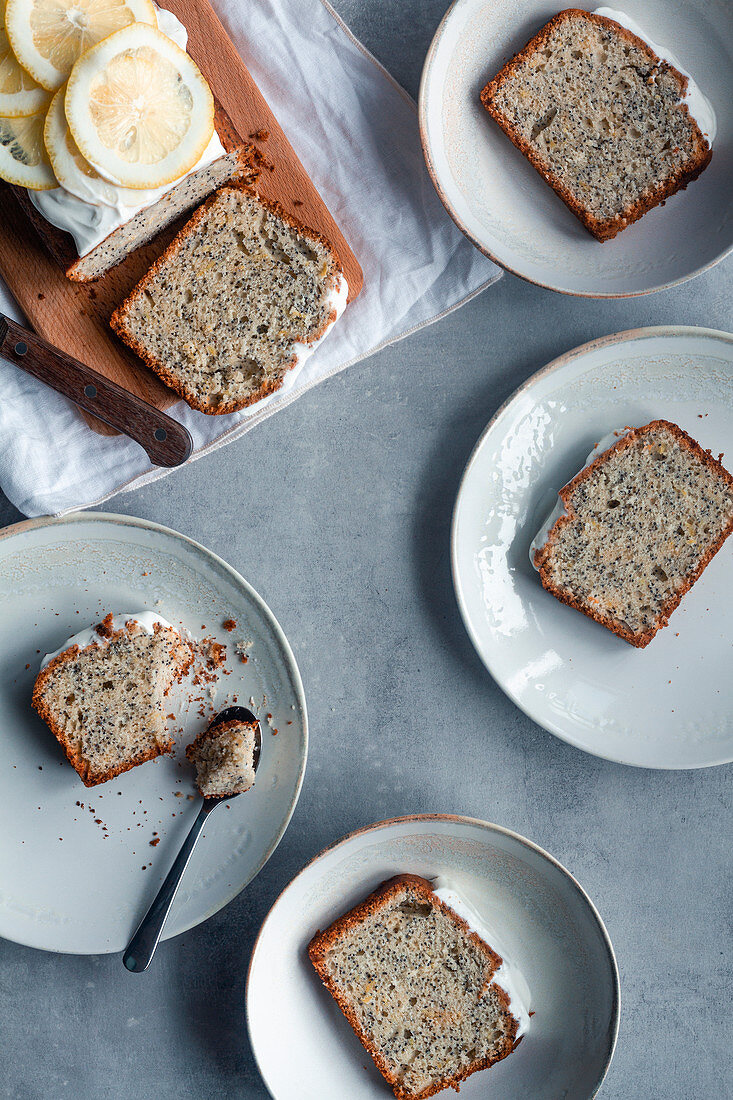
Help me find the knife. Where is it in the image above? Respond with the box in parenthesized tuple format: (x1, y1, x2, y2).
(0, 314, 193, 468)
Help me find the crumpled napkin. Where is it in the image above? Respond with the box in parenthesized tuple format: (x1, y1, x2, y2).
(0, 0, 500, 517)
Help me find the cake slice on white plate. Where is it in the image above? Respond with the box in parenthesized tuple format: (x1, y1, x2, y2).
(480, 8, 714, 240)
(532, 421, 733, 646)
(32, 612, 192, 786)
(308, 874, 529, 1099)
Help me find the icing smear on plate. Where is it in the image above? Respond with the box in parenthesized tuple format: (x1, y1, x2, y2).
(530, 428, 631, 569)
(431, 876, 532, 1039)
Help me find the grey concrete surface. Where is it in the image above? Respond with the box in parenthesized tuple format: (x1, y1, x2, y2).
(1, 2, 731, 1098)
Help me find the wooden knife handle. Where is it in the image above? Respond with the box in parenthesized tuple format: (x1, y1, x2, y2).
(0, 314, 193, 468)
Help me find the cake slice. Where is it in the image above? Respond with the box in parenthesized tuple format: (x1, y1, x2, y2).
(480, 9, 713, 240)
(308, 875, 522, 1099)
(186, 718, 258, 798)
(533, 421, 733, 646)
(20, 143, 257, 282)
(110, 186, 348, 414)
(32, 613, 191, 786)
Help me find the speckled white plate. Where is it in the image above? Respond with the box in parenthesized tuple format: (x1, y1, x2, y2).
(452, 326, 733, 768)
(247, 814, 619, 1100)
(419, 0, 733, 295)
(0, 512, 307, 953)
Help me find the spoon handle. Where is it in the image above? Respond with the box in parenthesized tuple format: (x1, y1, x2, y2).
(123, 802, 209, 972)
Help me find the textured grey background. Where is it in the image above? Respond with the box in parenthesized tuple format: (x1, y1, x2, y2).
(1, 2, 732, 1097)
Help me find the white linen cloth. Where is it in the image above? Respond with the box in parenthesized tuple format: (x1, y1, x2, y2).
(0, 0, 500, 518)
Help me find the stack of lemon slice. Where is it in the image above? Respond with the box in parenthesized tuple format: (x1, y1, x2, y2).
(0, 0, 214, 202)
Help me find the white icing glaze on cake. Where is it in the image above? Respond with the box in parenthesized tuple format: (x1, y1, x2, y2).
(593, 8, 716, 142)
(40, 612, 175, 670)
(431, 877, 531, 1039)
(287, 272, 349, 375)
(530, 428, 631, 569)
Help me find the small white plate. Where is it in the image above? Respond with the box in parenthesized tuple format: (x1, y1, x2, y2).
(247, 815, 619, 1100)
(419, 0, 733, 296)
(452, 326, 733, 769)
(0, 512, 307, 953)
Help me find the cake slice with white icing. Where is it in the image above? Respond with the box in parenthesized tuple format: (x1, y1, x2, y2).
(16, 5, 256, 282)
(480, 8, 714, 240)
(308, 874, 529, 1098)
(110, 187, 348, 414)
(32, 612, 192, 786)
(532, 421, 733, 647)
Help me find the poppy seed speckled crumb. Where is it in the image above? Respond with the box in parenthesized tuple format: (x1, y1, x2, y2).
(480, 9, 712, 240)
(62, 146, 258, 281)
(32, 615, 192, 787)
(534, 421, 733, 646)
(110, 186, 345, 414)
(185, 719, 257, 798)
(308, 876, 520, 1099)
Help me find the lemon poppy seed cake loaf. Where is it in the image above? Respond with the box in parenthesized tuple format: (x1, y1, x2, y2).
(186, 718, 257, 798)
(533, 421, 733, 646)
(110, 186, 348, 414)
(480, 9, 713, 241)
(23, 143, 258, 282)
(308, 875, 523, 1099)
(32, 613, 192, 786)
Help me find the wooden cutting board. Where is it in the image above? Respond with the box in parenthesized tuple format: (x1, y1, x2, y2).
(0, 0, 363, 435)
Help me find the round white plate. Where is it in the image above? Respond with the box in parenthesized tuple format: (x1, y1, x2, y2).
(452, 326, 733, 769)
(419, 0, 733, 296)
(247, 815, 619, 1100)
(0, 512, 307, 953)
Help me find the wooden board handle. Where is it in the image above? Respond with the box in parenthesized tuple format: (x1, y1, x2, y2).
(0, 316, 193, 468)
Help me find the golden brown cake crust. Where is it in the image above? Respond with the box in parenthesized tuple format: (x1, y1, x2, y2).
(109, 184, 344, 414)
(534, 421, 733, 647)
(480, 9, 712, 241)
(308, 875, 517, 1100)
(31, 613, 191, 787)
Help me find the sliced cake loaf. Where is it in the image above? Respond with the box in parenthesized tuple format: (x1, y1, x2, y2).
(308, 875, 520, 1099)
(534, 421, 733, 646)
(110, 186, 348, 414)
(32, 613, 191, 786)
(480, 9, 712, 240)
(186, 717, 257, 798)
(20, 144, 258, 282)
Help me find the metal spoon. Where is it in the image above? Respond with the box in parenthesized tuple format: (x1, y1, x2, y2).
(122, 706, 262, 972)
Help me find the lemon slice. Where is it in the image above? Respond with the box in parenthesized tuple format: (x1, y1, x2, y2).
(0, 0, 50, 115)
(5, 0, 156, 92)
(44, 82, 155, 205)
(65, 22, 213, 189)
(0, 107, 56, 186)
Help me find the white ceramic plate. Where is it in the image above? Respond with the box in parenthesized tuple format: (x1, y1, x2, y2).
(452, 326, 733, 769)
(247, 814, 619, 1100)
(419, 0, 733, 296)
(0, 513, 307, 953)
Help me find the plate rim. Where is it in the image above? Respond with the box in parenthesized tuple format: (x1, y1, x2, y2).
(245, 812, 621, 1100)
(417, 0, 733, 299)
(0, 510, 309, 953)
(450, 325, 733, 769)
